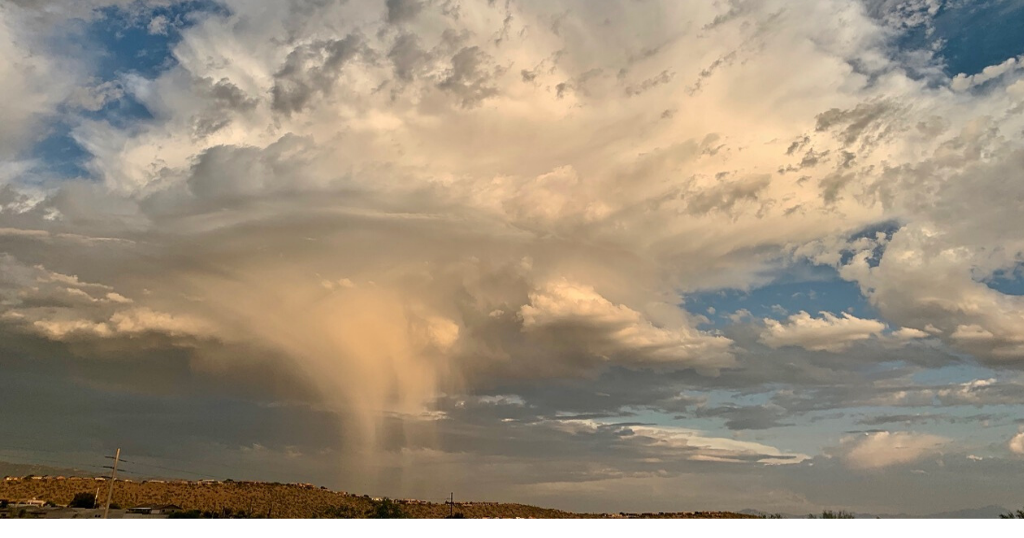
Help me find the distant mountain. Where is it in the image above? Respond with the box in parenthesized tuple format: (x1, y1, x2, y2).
(741, 505, 1011, 519)
(0, 460, 96, 480)
(921, 505, 1010, 519)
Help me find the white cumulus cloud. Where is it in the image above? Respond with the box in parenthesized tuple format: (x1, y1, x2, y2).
(832, 431, 948, 469)
(760, 311, 886, 352)
(1010, 432, 1024, 456)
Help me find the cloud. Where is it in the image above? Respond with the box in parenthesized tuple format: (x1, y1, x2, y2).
(950, 56, 1022, 92)
(695, 403, 791, 430)
(857, 413, 996, 427)
(66, 80, 125, 112)
(760, 311, 886, 352)
(147, 14, 169, 35)
(684, 174, 772, 216)
(385, 0, 423, 25)
(1010, 432, 1024, 455)
(0, 252, 214, 344)
(29, 307, 211, 340)
(862, 0, 941, 30)
(0, 5, 81, 158)
(768, 375, 1024, 418)
(3, 0, 1024, 511)
(520, 279, 734, 370)
(270, 34, 367, 115)
(832, 431, 948, 469)
(892, 326, 929, 340)
(550, 420, 810, 466)
(436, 45, 501, 108)
(830, 222, 1024, 365)
(815, 100, 901, 148)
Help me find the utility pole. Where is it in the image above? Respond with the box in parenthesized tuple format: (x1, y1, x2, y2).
(448, 492, 454, 518)
(102, 448, 122, 519)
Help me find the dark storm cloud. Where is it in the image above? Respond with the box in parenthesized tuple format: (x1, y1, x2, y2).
(815, 100, 902, 148)
(385, 0, 423, 25)
(857, 412, 999, 426)
(388, 32, 428, 81)
(624, 69, 673, 97)
(437, 46, 501, 108)
(695, 404, 793, 430)
(468, 366, 707, 419)
(271, 34, 367, 114)
(684, 174, 772, 216)
(201, 77, 258, 112)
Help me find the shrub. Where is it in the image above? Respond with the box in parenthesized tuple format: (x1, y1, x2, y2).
(366, 498, 407, 519)
(999, 506, 1024, 519)
(69, 492, 97, 508)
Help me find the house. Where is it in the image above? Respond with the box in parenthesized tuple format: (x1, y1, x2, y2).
(127, 504, 182, 515)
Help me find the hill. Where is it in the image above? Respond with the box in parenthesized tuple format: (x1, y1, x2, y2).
(1, 475, 753, 519)
(0, 461, 93, 481)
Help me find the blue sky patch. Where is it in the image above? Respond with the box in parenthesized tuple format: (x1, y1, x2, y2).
(981, 265, 1024, 296)
(29, 123, 92, 180)
(932, 0, 1024, 76)
(683, 264, 876, 327)
(85, 1, 227, 80)
(840, 220, 901, 267)
(21, 2, 227, 179)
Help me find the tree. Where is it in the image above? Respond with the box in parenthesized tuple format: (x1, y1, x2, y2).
(69, 492, 97, 508)
(999, 506, 1024, 519)
(366, 498, 407, 519)
(808, 510, 855, 519)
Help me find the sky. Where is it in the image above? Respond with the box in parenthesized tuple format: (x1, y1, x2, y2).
(1, 0, 1023, 516)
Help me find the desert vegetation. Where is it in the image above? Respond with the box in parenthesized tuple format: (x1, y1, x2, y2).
(0, 477, 756, 519)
